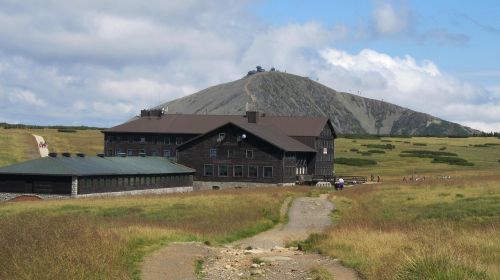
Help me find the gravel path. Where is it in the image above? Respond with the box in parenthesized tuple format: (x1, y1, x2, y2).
(141, 194, 360, 280)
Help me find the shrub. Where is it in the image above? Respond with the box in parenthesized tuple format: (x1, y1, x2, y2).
(57, 129, 77, 133)
(336, 157, 377, 166)
(350, 148, 359, 152)
(473, 144, 488, 148)
(439, 147, 447, 151)
(431, 156, 474, 166)
(400, 150, 458, 158)
(362, 144, 396, 150)
(413, 143, 427, 146)
(359, 152, 372, 156)
(367, 150, 386, 154)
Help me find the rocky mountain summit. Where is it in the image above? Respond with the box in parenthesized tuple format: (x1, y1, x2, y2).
(156, 71, 477, 135)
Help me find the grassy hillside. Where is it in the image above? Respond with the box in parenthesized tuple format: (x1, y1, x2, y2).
(302, 176, 500, 279)
(0, 128, 103, 167)
(335, 136, 500, 177)
(0, 188, 307, 279)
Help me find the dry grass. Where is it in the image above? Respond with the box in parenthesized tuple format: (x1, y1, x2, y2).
(0, 213, 128, 280)
(308, 177, 500, 280)
(0, 128, 102, 167)
(0, 187, 307, 279)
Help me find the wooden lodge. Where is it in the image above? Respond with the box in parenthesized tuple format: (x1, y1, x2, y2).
(103, 111, 336, 188)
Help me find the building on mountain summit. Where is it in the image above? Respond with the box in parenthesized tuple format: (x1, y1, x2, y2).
(103, 111, 336, 189)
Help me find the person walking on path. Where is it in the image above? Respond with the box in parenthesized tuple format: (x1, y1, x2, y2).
(338, 178, 344, 190)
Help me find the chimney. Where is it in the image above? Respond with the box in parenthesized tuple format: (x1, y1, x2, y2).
(246, 111, 258, 123)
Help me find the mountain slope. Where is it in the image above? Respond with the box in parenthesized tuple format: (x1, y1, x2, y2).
(155, 72, 476, 135)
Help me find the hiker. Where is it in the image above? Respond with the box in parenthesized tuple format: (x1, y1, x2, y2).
(377, 175, 380, 182)
(403, 176, 407, 182)
(338, 178, 344, 190)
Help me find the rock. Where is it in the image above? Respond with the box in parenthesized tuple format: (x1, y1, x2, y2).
(260, 256, 292, 262)
(251, 263, 260, 268)
(250, 269, 263, 276)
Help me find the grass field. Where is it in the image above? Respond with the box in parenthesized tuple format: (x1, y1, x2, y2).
(300, 175, 500, 279)
(0, 128, 102, 167)
(335, 136, 500, 177)
(1, 129, 500, 279)
(0, 188, 307, 279)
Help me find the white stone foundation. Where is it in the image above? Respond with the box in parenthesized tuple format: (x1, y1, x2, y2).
(76, 186, 193, 198)
(193, 181, 295, 191)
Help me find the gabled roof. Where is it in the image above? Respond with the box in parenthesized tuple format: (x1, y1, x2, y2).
(0, 156, 195, 176)
(178, 122, 316, 153)
(103, 114, 336, 138)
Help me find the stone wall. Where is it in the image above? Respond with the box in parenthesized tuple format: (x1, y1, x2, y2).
(0, 186, 193, 201)
(193, 181, 295, 191)
(0, 193, 69, 201)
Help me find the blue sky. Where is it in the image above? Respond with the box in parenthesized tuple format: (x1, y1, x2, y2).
(0, 1, 498, 131)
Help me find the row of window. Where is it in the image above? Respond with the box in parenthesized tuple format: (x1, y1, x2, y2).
(209, 148, 254, 159)
(78, 175, 190, 189)
(203, 164, 273, 178)
(106, 135, 184, 145)
(107, 149, 173, 157)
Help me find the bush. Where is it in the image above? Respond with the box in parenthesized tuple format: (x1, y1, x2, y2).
(362, 144, 396, 150)
(473, 144, 488, 148)
(400, 150, 458, 158)
(57, 129, 77, 133)
(350, 148, 359, 152)
(367, 150, 386, 154)
(336, 157, 377, 166)
(431, 156, 474, 166)
(359, 152, 372, 156)
(439, 147, 447, 151)
(413, 143, 427, 146)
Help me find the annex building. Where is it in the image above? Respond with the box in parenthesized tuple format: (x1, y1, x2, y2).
(104, 111, 336, 189)
(0, 154, 194, 200)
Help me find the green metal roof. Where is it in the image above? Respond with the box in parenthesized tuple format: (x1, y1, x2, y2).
(0, 156, 195, 176)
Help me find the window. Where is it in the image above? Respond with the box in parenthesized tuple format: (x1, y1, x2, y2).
(176, 137, 183, 145)
(233, 165, 243, 177)
(164, 137, 170, 145)
(218, 165, 228, 177)
(128, 136, 133, 143)
(246, 149, 254, 159)
(127, 149, 134, 156)
(227, 149, 234, 158)
(140, 137, 146, 143)
(219, 132, 226, 139)
(163, 150, 171, 158)
(204, 164, 214, 176)
(323, 147, 328, 155)
(209, 148, 217, 158)
(263, 166, 273, 178)
(248, 166, 258, 177)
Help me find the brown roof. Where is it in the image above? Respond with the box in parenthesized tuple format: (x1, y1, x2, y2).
(178, 122, 316, 152)
(104, 114, 334, 137)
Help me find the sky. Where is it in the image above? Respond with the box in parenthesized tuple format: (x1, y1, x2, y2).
(0, 0, 499, 132)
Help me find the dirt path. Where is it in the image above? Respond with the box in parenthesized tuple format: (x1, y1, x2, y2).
(141, 195, 359, 280)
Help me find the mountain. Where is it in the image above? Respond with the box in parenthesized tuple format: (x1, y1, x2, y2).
(154, 71, 477, 135)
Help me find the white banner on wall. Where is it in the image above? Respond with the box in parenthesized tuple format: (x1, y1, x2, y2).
(33, 134, 49, 157)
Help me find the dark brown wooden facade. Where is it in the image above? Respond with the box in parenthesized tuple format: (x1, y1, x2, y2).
(177, 123, 299, 184)
(103, 111, 337, 184)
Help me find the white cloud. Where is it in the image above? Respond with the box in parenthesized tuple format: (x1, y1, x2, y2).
(372, 3, 412, 36)
(9, 90, 47, 107)
(0, 1, 496, 132)
(314, 48, 498, 131)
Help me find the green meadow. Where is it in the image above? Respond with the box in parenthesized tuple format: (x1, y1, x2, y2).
(1, 128, 499, 279)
